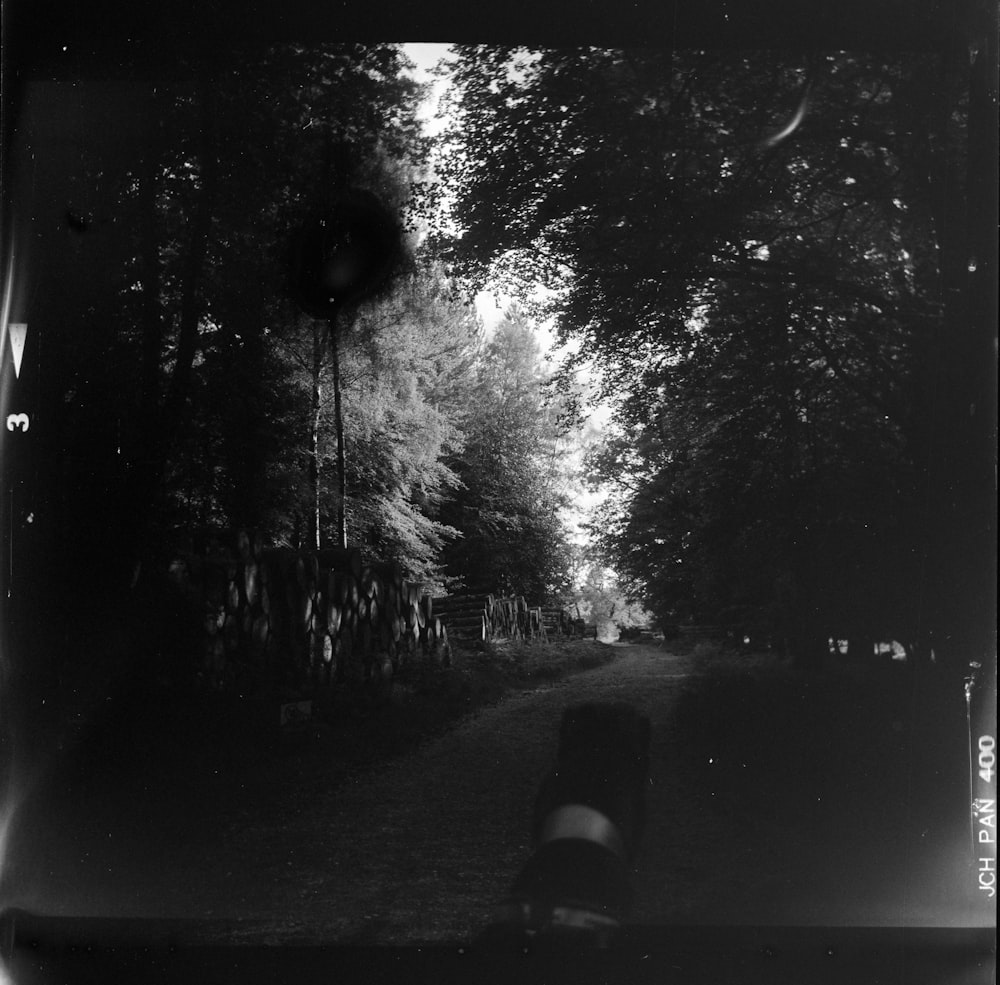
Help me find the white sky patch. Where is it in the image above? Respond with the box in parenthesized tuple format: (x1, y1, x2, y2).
(401, 43, 453, 137)
(474, 287, 560, 352)
(474, 289, 507, 329)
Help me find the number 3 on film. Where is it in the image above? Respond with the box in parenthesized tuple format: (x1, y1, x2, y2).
(5, 413, 30, 432)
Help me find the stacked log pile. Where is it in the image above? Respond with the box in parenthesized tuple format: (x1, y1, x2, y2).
(167, 530, 594, 689)
(430, 595, 579, 644)
(168, 531, 451, 691)
(425, 594, 490, 643)
(489, 596, 529, 641)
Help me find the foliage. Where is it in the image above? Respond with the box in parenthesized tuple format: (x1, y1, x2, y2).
(573, 563, 651, 641)
(589, 277, 918, 647)
(32, 44, 433, 574)
(437, 49, 938, 364)
(439, 310, 576, 600)
(436, 45, 992, 667)
(332, 269, 481, 578)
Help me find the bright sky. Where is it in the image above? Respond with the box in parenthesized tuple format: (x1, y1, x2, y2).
(401, 43, 452, 135)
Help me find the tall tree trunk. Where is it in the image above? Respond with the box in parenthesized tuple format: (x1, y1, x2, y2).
(163, 65, 219, 440)
(125, 114, 168, 577)
(125, 65, 219, 579)
(228, 293, 269, 530)
(138, 126, 165, 439)
(771, 303, 824, 670)
(309, 318, 323, 549)
(329, 311, 348, 550)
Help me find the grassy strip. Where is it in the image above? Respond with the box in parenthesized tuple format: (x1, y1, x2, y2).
(294, 639, 621, 780)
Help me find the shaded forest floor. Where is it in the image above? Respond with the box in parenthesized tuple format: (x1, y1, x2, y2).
(0, 636, 622, 917)
(1, 636, 986, 935)
(646, 646, 981, 928)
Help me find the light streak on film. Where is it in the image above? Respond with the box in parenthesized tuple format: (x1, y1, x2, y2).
(0, 251, 14, 380)
(761, 88, 810, 149)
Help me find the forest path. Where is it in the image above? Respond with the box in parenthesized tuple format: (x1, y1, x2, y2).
(215, 644, 700, 944)
(2, 644, 691, 939)
(204, 642, 979, 942)
(2, 643, 980, 942)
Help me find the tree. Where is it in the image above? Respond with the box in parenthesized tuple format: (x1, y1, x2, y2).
(436, 42, 995, 671)
(327, 265, 482, 579)
(81, 45, 428, 560)
(440, 311, 576, 600)
(7, 43, 448, 698)
(589, 273, 918, 658)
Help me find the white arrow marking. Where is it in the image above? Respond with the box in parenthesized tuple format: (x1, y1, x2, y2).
(8, 323, 27, 379)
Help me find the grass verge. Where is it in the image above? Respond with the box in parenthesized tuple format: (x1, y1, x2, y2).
(293, 638, 621, 782)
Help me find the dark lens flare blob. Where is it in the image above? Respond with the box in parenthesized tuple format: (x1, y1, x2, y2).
(288, 190, 402, 318)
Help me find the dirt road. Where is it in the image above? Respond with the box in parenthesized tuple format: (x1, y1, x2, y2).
(4, 642, 981, 942)
(213, 644, 702, 944)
